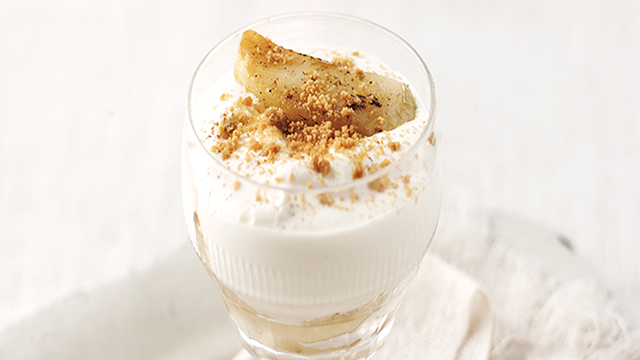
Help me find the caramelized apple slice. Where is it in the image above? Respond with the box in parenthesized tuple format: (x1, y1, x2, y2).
(234, 30, 417, 136)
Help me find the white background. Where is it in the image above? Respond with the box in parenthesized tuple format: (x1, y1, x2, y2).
(1, 0, 638, 334)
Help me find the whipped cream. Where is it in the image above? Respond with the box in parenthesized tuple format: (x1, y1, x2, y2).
(183, 50, 441, 322)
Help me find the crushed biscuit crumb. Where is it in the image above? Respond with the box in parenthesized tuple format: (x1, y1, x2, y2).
(352, 162, 364, 179)
(388, 142, 401, 152)
(404, 184, 413, 197)
(312, 156, 331, 177)
(317, 193, 335, 206)
(368, 175, 392, 193)
(331, 55, 355, 68)
(428, 131, 436, 146)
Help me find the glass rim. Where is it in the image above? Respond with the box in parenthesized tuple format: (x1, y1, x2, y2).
(187, 12, 437, 195)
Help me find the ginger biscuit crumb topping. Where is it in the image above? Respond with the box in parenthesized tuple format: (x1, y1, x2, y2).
(352, 162, 365, 179)
(388, 142, 401, 152)
(317, 193, 335, 206)
(367, 175, 398, 193)
(331, 55, 356, 68)
(211, 30, 419, 183)
(349, 189, 359, 202)
(312, 156, 331, 177)
(428, 131, 436, 146)
(211, 92, 378, 178)
(404, 184, 413, 197)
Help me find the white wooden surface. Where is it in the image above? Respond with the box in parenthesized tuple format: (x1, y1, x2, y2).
(1, 0, 638, 337)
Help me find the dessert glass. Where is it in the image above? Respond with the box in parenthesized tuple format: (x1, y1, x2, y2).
(183, 13, 440, 360)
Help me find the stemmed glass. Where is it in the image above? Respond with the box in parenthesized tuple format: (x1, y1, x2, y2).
(183, 13, 440, 360)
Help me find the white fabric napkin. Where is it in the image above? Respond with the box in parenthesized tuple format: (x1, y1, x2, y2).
(375, 210, 640, 360)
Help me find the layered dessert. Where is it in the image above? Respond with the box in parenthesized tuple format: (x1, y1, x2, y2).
(183, 27, 440, 358)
